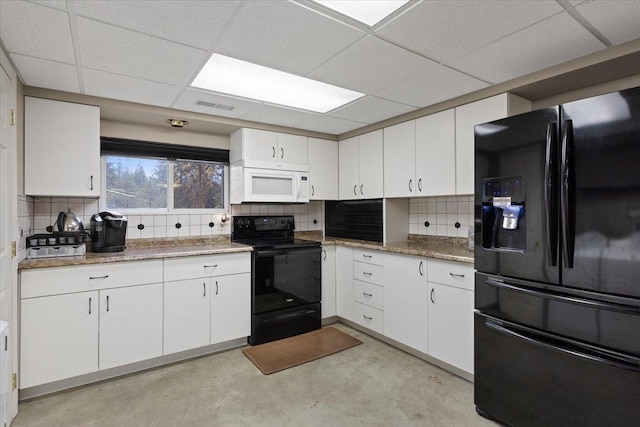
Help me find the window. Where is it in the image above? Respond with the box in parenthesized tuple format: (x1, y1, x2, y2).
(102, 155, 228, 212)
(100, 137, 230, 213)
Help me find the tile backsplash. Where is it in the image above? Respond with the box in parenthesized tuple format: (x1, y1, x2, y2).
(23, 196, 323, 241)
(409, 195, 474, 238)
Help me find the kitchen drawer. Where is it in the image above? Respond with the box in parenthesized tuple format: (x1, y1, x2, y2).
(353, 261, 384, 286)
(21, 260, 163, 298)
(427, 259, 473, 291)
(164, 252, 250, 282)
(353, 280, 384, 310)
(353, 249, 384, 266)
(353, 301, 384, 334)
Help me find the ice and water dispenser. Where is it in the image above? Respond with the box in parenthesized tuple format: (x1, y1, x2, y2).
(481, 176, 526, 252)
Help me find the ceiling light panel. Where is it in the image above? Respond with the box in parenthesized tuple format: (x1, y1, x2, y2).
(191, 54, 364, 113)
(314, 0, 409, 26)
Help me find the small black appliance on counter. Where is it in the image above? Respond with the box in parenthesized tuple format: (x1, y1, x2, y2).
(90, 211, 127, 252)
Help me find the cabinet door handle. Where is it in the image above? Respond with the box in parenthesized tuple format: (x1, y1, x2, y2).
(272, 146, 276, 158)
(449, 273, 465, 278)
(204, 264, 218, 269)
(106, 295, 110, 312)
(322, 249, 326, 260)
(419, 261, 424, 276)
(311, 185, 315, 196)
(280, 147, 284, 159)
(90, 175, 94, 191)
(363, 315, 373, 321)
(418, 178, 422, 192)
(363, 254, 372, 259)
(430, 288, 435, 304)
(203, 282, 206, 297)
(363, 271, 372, 276)
(360, 184, 364, 195)
(89, 297, 92, 315)
(362, 292, 373, 297)
(215, 280, 219, 295)
(409, 179, 413, 192)
(354, 185, 358, 196)
(89, 275, 109, 280)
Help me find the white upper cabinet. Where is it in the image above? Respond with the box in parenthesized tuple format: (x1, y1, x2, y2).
(384, 121, 416, 198)
(415, 109, 456, 196)
(25, 97, 100, 197)
(230, 128, 308, 169)
(308, 138, 338, 200)
(339, 130, 383, 200)
(455, 93, 531, 195)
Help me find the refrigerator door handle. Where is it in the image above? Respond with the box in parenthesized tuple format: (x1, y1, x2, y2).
(485, 277, 640, 315)
(561, 119, 575, 268)
(545, 122, 559, 266)
(484, 319, 640, 372)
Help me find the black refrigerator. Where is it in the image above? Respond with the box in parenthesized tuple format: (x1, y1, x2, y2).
(474, 86, 640, 427)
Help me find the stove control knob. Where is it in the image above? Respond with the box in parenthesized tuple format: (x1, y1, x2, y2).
(281, 219, 285, 224)
(286, 219, 292, 225)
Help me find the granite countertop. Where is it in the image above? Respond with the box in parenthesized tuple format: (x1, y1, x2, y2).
(295, 231, 474, 264)
(19, 236, 252, 270)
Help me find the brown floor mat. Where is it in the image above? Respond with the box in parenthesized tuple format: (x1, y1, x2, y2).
(242, 327, 363, 375)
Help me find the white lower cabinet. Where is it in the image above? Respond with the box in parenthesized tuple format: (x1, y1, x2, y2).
(321, 246, 336, 318)
(99, 283, 163, 370)
(163, 279, 211, 355)
(20, 291, 99, 389)
(427, 259, 474, 374)
(427, 282, 474, 374)
(335, 246, 354, 321)
(211, 273, 251, 345)
(383, 253, 428, 354)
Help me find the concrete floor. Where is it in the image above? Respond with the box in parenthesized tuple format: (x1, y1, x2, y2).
(13, 324, 499, 427)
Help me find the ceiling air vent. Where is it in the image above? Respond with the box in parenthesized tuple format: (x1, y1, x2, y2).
(195, 100, 234, 111)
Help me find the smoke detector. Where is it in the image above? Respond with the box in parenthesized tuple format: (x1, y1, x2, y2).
(166, 119, 189, 128)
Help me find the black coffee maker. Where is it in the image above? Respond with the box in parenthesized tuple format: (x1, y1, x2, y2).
(90, 211, 127, 252)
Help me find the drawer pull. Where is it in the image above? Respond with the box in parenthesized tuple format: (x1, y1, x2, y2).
(362, 254, 372, 259)
(363, 315, 373, 321)
(362, 292, 373, 297)
(449, 273, 465, 278)
(363, 271, 373, 276)
(89, 275, 109, 280)
(204, 264, 218, 268)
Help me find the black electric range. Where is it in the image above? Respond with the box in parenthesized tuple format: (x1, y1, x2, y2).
(232, 215, 322, 345)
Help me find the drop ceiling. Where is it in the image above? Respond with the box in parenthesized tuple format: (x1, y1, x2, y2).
(1, 0, 640, 136)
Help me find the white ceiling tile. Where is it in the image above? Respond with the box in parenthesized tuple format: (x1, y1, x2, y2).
(173, 89, 261, 119)
(29, 0, 68, 9)
(215, 0, 364, 75)
(77, 18, 208, 86)
(308, 35, 438, 94)
(328, 96, 415, 124)
(450, 13, 606, 84)
(73, 1, 240, 50)
(576, 0, 640, 45)
(83, 69, 182, 108)
(240, 105, 319, 128)
(0, 1, 75, 63)
(11, 54, 79, 92)
(376, 1, 563, 62)
(295, 116, 366, 135)
(375, 65, 489, 108)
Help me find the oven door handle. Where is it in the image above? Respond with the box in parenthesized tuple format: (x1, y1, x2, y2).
(254, 249, 290, 257)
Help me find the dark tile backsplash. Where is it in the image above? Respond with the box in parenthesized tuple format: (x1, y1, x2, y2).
(325, 199, 383, 242)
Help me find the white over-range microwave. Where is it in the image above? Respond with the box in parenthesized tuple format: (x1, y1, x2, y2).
(230, 163, 310, 204)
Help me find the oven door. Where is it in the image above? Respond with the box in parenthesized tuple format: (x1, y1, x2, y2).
(252, 246, 321, 314)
